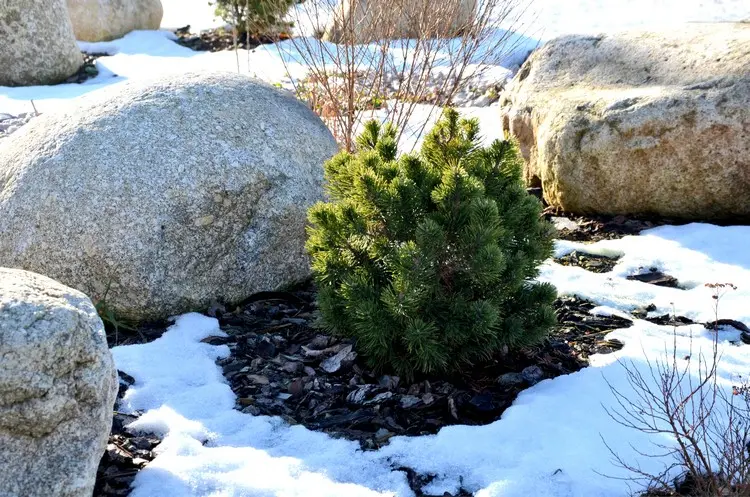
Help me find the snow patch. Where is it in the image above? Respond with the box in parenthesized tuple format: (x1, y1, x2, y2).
(110, 224, 750, 496)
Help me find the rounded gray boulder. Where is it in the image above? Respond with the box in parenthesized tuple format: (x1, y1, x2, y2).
(501, 23, 750, 220)
(67, 0, 164, 42)
(0, 0, 83, 86)
(0, 267, 117, 497)
(0, 72, 338, 321)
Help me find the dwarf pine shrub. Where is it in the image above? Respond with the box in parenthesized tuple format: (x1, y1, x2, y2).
(307, 109, 557, 378)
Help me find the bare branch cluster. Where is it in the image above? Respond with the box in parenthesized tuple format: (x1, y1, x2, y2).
(276, 0, 536, 151)
(604, 285, 750, 497)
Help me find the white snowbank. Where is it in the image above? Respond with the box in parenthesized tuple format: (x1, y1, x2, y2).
(114, 314, 410, 497)
(517, 0, 749, 40)
(3, 0, 747, 117)
(161, 0, 750, 40)
(0, 29, 506, 151)
(545, 223, 750, 324)
(111, 223, 750, 496)
(160, 0, 224, 31)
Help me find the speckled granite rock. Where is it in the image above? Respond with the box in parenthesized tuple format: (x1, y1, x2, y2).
(0, 0, 82, 86)
(501, 23, 750, 220)
(67, 0, 163, 42)
(0, 267, 117, 497)
(0, 72, 338, 321)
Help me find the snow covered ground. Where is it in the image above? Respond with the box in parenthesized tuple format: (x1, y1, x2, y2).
(112, 223, 750, 497)
(0, 29, 508, 152)
(2, 2, 750, 496)
(157, 0, 750, 39)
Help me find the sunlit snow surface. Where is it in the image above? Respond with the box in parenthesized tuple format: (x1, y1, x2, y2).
(112, 224, 750, 497)
(3, 2, 750, 495)
(2, 0, 747, 120)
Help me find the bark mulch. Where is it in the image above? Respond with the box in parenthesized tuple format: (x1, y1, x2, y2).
(173, 25, 290, 52)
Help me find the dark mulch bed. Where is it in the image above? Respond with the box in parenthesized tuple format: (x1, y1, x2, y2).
(173, 25, 290, 52)
(62, 52, 106, 85)
(94, 371, 162, 497)
(526, 188, 678, 242)
(546, 210, 674, 242)
(548, 211, 687, 288)
(554, 251, 683, 288)
(555, 250, 620, 273)
(205, 287, 629, 452)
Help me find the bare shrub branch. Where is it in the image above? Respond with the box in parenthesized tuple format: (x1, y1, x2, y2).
(273, 0, 538, 151)
(602, 285, 750, 496)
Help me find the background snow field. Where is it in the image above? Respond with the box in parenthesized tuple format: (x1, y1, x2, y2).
(2, 0, 748, 129)
(112, 224, 750, 497)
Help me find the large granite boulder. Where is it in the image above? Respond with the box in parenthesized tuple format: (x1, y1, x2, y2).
(67, 0, 163, 42)
(0, 268, 117, 497)
(0, 72, 338, 322)
(0, 0, 83, 86)
(501, 23, 750, 220)
(323, 0, 476, 44)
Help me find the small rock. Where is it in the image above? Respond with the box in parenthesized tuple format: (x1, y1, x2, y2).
(468, 393, 495, 413)
(551, 217, 579, 231)
(399, 395, 421, 409)
(632, 303, 657, 318)
(223, 361, 244, 374)
(256, 338, 277, 358)
(448, 396, 459, 419)
(106, 444, 131, 465)
(497, 372, 525, 387)
(378, 375, 400, 390)
(117, 370, 136, 386)
(283, 317, 306, 325)
(421, 393, 435, 405)
(375, 428, 393, 441)
(206, 300, 226, 317)
(308, 335, 330, 349)
(247, 374, 269, 385)
(112, 413, 138, 433)
(281, 361, 304, 374)
(627, 271, 679, 288)
(130, 437, 153, 451)
(303, 366, 316, 376)
(289, 378, 305, 396)
(347, 384, 377, 404)
(365, 392, 393, 405)
(321, 344, 357, 373)
(521, 366, 544, 385)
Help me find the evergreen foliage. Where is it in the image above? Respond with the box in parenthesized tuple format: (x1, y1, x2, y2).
(212, 0, 295, 36)
(307, 109, 557, 378)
